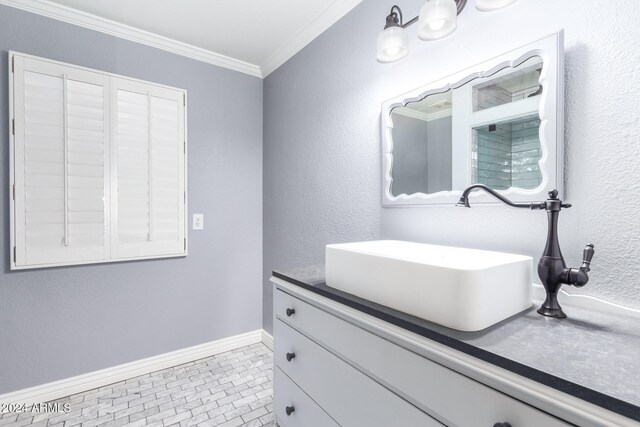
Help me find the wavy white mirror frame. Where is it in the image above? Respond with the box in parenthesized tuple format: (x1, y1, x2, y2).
(381, 31, 564, 207)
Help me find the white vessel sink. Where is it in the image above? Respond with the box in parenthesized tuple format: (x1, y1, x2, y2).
(325, 240, 532, 331)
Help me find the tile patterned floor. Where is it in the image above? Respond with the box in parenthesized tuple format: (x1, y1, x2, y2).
(0, 343, 274, 427)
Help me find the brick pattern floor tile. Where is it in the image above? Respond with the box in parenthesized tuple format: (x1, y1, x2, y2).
(0, 344, 274, 427)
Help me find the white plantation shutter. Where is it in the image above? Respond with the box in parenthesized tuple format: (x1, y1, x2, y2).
(111, 78, 186, 259)
(13, 56, 109, 267)
(10, 52, 187, 269)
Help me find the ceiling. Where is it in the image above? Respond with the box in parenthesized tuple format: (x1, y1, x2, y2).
(406, 92, 453, 115)
(2, 0, 362, 77)
(394, 92, 453, 122)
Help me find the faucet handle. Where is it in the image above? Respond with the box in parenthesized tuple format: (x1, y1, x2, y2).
(581, 244, 595, 272)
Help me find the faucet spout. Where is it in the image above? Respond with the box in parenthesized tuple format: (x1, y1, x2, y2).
(456, 184, 545, 210)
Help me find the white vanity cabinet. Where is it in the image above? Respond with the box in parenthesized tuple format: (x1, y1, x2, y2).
(275, 320, 442, 426)
(272, 280, 579, 427)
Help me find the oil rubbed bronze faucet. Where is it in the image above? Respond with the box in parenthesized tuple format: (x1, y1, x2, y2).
(456, 184, 595, 318)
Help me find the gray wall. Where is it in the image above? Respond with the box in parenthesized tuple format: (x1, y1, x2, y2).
(263, 0, 640, 333)
(0, 5, 263, 393)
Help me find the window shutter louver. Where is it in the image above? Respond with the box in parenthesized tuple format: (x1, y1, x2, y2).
(112, 78, 186, 259)
(10, 52, 187, 269)
(13, 57, 109, 267)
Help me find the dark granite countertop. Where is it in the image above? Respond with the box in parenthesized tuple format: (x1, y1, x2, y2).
(273, 265, 640, 422)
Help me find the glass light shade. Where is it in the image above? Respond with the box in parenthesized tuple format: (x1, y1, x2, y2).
(418, 0, 458, 40)
(376, 27, 409, 63)
(476, 0, 518, 11)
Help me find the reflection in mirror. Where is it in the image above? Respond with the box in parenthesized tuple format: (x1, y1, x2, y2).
(388, 56, 544, 198)
(390, 91, 452, 196)
(472, 115, 541, 190)
(473, 59, 542, 111)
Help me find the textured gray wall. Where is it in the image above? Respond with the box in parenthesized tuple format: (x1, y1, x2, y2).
(263, 0, 640, 333)
(0, 5, 263, 393)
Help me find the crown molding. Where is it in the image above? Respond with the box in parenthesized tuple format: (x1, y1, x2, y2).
(0, 0, 263, 78)
(0, 0, 363, 79)
(261, 0, 362, 77)
(393, 106, 453, 122)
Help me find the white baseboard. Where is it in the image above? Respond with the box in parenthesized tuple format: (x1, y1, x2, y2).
(0, 329, 272, 405)
(261, 330, 273, 351)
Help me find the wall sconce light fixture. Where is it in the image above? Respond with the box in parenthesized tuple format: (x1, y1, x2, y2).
(377, 0, 518, 63)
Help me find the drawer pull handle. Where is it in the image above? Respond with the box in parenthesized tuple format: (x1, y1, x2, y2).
(286, 308, 296, 317)
(286, 352, 296, 362)
(493, 423, 512, 427)
(285, 405, 295, 416)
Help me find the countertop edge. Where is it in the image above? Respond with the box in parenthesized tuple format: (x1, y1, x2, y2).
(272, 270, 640, 423)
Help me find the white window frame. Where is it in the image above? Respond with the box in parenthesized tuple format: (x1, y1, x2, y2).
(9, 51, 188, 270)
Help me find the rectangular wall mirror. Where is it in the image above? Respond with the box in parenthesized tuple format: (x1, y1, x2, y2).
(381, 32, 564, 206)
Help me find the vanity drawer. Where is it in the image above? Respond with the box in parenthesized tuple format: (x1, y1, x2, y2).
(275, 288, 570, 427)
(274, 367, 340, 427)
(274, 319, 443, 427)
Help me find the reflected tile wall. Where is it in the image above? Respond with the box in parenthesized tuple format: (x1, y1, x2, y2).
(472, 116, 541, 190)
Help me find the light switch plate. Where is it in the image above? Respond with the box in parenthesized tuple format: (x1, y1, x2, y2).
(193, 214, 204, 230)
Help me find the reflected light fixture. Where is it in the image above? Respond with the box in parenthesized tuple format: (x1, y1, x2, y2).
(377, 0, 518, 63)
